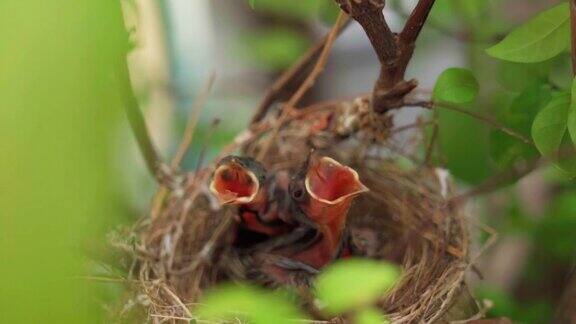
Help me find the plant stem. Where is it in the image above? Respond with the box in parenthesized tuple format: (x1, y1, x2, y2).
(433, 101, 533, 146)
(119, 60, 163, 179)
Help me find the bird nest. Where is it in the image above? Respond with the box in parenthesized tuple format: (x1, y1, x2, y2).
(112, 96, 482, 323)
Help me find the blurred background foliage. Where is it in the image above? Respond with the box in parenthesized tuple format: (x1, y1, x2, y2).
(1, 0, 576, 323)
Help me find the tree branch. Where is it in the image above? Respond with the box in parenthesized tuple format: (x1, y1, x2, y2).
(395, 0, 436, 81)
(334, 0, 436, 113)
(335, 0, 396, 70)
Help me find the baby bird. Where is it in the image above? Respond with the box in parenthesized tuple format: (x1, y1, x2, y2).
(209, 155, 289, 236)
(262, 156, 368, 285)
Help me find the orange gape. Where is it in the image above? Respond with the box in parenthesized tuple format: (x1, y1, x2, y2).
(209, 156, 289, 236)
(273, 156, 368, 274)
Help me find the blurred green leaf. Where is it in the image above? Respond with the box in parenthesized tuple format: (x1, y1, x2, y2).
(354, 307, 389, 324)
(452, 0, 489, 21)
(318, 0, 340, 25)
(250, 0, 321, 19)
(243, 28, 310, 70)
(490, 83, 551, 169)
(531, 92, 576, 173)
(534, 191, 576, 260)
(476, 285, 518, 319)
(197, 284, 306, 324)
(248, 0, 256, 9)
(315, 258, 400, 315)
(496, 61, 551, 92)
(433, 68, 479, 104)
(486, 3, 570, 63)
(438, 103, 492, 184)
(0, 1, 128, 323)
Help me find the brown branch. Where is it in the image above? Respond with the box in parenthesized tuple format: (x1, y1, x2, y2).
(571, 0, 576, 75)
(334, 0, 436, 113)
(395, 0, 436, 81)
(335, 0, 396, 70)
(250, 17, 351, 125)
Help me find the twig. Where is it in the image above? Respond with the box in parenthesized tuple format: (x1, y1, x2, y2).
(395, 0, 437, 81)
(195, 118, 221, 175)
(151, 73, 215, 219)
(250, 17, 351, 124)
(425, 108, 439, 165)
(335, 0, 396, 82)
(334, 0, 436, 113)
(119, 60, 163, 180)
(173, 73, 215, 167)
(256, 11, 346, 161)
(430, 101, 533, 146)
(285, 12, 347, 109)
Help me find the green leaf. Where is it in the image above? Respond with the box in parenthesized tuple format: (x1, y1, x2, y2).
(433, 68, 479, 104)
(248, 0, 256, 9)
(354, 307, 389, 324)
(567, 77, 576, 145)
(490, 83, 551, 169)
(531, 92, 576, 173)
(532, 93, 570, 156)
(250, 0, 321, 19)
(496, 61, 552, 92)
(318, 0, 340, 25)
(197, 284, 306, 324)
(486, 3, 570, 63)
(243, 28, 310, 70)
(314, 258, 400, 315)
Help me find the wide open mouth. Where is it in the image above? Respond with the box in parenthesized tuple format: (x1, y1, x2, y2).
(209, 161, 260, 205)
(304, 157, 368, 205)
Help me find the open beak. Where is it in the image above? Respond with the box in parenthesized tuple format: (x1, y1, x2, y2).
(304, 156, 368, 206)
(209, 159, 260, 205)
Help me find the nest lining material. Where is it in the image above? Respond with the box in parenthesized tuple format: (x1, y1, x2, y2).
(117, 97, 482, 323)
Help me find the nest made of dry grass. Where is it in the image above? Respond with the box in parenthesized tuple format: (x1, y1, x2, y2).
(112, 97, 485, 323)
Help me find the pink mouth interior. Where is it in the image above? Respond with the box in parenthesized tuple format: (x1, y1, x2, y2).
(307, 159, 362, 202)
(213, 165, 257, 201)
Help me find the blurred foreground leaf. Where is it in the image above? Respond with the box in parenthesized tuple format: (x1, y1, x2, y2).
(197, 284, 306, 324)
(315, 258, 400, 316)
(0, 1, 129, 323)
